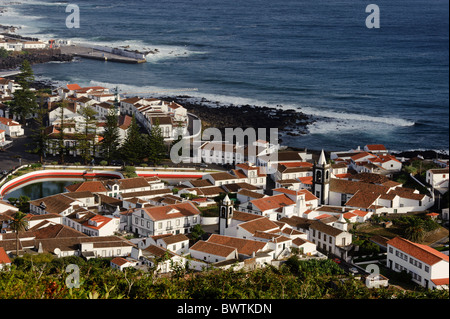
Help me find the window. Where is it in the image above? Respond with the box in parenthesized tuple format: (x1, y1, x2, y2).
(158, 222, 162, 229)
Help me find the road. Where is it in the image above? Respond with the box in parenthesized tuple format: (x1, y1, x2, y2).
(0, 125, 38, 173)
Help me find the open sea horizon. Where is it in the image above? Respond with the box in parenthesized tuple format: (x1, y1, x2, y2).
(1, 0, 448, 153)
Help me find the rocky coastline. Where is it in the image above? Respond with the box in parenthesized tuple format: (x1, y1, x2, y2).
(164, 95, 314, 141)
(0, 48, 73, 70)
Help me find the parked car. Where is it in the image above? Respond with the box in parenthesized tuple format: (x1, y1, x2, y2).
(349, 267, 359, 275)
(333, 258, 341, 264)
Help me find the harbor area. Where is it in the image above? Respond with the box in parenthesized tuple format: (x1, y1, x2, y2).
(60, 45, 147, 64)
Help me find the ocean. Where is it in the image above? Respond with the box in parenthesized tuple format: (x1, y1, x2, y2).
(2, 0, 449, 153)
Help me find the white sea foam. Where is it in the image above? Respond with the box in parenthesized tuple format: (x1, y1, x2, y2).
(65, 37, 206, 63)
(82, 80, 415, 136)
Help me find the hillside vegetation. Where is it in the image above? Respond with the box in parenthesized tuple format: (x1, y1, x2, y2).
(0, 255, 447, 299)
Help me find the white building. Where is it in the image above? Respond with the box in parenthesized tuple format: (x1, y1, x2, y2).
(0, 247, 11, 270)
(22, 41, 47, 49)
(0, 117, 24, 137)
(190, 240, 239, 264)
(138, 233, 190, 256)
(64, 208, 120, 237)
(426, 168, 449, 192)
(131, 201, 201, 236)
(308, 220, 353, 260)
(387, 236, 449, 290)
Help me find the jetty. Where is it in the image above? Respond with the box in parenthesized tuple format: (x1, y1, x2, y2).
(60, 45, 147, 64)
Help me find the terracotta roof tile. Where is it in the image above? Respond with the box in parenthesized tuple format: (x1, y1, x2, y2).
(387, 236, 449, 266)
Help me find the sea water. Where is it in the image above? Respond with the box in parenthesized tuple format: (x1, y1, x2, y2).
(2, 0, 448, 152)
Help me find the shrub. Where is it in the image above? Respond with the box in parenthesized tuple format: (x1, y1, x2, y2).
(99, 160, 108, 166)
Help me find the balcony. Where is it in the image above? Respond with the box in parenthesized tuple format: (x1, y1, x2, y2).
(166, 226, 173, 231)
(183, 223, 191, 227)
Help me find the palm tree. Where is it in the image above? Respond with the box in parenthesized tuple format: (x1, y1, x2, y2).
(10, 211, 28, 257)
(404, 218, 425, 243)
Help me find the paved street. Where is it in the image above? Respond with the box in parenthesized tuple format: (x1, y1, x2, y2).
(0, 125, 38, 173)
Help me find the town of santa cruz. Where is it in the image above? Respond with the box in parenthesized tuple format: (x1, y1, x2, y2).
(0, 0, 448, 314)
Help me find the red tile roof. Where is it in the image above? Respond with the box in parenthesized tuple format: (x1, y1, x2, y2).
(387, 236, 449, 266)
(251, 194, 295, 211)
(0, 247, 11, 265)
(143, 201, 200, 221)
(190, 240, 237, 257)
(207, 234, 267, 256)
(365, 144, 387, 151)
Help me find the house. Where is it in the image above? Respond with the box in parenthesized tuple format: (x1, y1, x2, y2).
(0, 117, 24, 137)
(0, 247, 11, 270)
(238, 193, 296, 221)
(64, 208, 120, 236)
(130, 245, 187, 273)
(190, 240, 239, 264)
(207, 234, 269, 259)
(308, 220, 353, 260)
(342, 209, 373, 223)
(364, 144, 388, 155)
(0, 230, 134, 259)
(119, 96, 188, 141)
(236, 189, 266, 204)
(29, 193, 86, 217)
(386, 236, 449, 290)
(66, 177, 165, 199)
(328, 178, 434, 215)
(131, 201, 201, 236)
(200, 141, 245, 165)
(25, 213, 63, 229)
(110, 256, 140, 271)
(365, 273, 389, 288)
(232, 163, 267, 188)
(275, 162, 313, 182)
(202, 172, 241, 187)
(291, 238, 317, 256)
(0, 201, 18, 214)
(426, 168, 449, 193)
(272, 188, 319, 218)
(22, 41, 47, 49)
(139, 233, 190, 255)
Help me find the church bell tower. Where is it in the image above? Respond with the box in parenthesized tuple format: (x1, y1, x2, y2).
(313, 149, 331, 205)
(219, 195, 234, 235)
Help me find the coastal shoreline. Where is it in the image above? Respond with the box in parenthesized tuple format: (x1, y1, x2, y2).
(24, 79, 449, 160)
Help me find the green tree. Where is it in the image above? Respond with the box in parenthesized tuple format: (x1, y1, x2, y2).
(0, 47, 9, 58)
(26, 92, 48, 163)
(53, 100, 72, 164)
(9, 60, 37, 124)
(101, 109, 120, 164)
(119, 114, 143, 165)
(10, 211, 28, 257)
(190, 224, 205, 242)
(76, 106, 98, 165)
(146, 118, 166, 165)
(405, 218, 425, 243)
